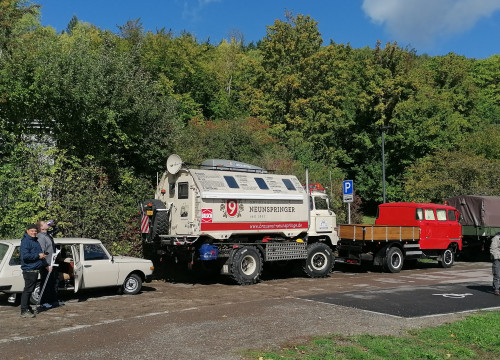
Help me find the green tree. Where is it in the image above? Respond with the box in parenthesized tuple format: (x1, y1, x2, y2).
(20, 22, 181, 180)
(404, 150, 500, 203)
(255, 12, 322, 133)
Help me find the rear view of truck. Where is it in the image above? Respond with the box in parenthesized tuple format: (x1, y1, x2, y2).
(447, 195, 500, 256)
(140, 155, 339, 284)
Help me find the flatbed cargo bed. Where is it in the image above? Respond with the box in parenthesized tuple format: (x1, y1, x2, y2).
(338, 224, 420, 242)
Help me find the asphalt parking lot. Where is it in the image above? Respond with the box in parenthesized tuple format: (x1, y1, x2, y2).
(302, 282, 499, 318)
(0, 260, 498, 359)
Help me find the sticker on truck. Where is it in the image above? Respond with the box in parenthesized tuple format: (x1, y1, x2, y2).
(201, 209, 213, 223)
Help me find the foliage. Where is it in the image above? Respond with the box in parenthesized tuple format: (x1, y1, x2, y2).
(0, 142, 152, 256)
(404, 149, 500, 203)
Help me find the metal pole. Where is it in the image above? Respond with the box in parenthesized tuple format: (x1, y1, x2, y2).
(382, 129, 386, 204)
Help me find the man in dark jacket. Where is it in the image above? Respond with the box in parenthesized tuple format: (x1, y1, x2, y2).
(20, 224, 48, 318)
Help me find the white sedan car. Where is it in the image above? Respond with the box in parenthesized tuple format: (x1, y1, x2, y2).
(0, 238, 154, 304)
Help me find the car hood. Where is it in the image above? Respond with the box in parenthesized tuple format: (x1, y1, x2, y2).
(112, 256, 152, 264)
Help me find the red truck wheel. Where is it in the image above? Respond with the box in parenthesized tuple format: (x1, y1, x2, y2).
(439, 248, 455, 268)
(384, 247, 404, 273)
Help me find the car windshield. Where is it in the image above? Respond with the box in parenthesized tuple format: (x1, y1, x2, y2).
(0, 244, 8, 262)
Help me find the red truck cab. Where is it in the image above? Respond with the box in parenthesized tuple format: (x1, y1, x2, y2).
(375, 202, 462, 251)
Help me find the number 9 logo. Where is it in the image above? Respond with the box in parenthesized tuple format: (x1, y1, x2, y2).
(227, 200, 238, 217)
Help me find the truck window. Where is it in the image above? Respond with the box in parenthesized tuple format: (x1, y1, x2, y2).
(415, 208, 424, 220)
(424, 209, 435, 221)
(436, 209, 447, 221)
(282, 179, 296, 191)
(254, 177, 269, 190)
(223, 176, 239, 189)
(448, 210, 457, 221)
(314, 196, 329, 210)
(178, 182, 189, 199)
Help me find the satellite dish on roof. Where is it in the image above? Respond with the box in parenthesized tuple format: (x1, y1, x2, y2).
(166, 154, 183, 174)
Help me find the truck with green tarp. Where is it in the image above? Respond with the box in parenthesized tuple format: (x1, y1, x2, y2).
(446, 195, 500, 255)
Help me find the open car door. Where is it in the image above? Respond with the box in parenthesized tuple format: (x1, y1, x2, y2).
(71, 244, 83, 293)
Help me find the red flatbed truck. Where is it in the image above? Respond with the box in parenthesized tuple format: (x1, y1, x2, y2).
(337, 202, 462, 272)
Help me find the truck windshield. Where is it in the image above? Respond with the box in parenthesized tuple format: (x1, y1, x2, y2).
(0, 244, 7, 262)
(314, 196, 329, 210)
(424, 209, 435, 220)
(436, 209, 447, 221)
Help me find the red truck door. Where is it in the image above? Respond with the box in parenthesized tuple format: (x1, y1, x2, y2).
(419, 206, 461, 250)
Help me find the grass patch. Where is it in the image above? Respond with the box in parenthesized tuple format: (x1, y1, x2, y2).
(243, 311, 500, 359)
(361, 216, 376, 224)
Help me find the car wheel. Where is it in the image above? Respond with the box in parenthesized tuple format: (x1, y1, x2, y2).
(439, 248, 454, 268)
(384, 247, 404, 273)
(122, 273, 142, 295)
(303, 242, 334, 278)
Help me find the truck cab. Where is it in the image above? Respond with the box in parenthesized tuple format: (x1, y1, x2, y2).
(376, 202, 462, 251)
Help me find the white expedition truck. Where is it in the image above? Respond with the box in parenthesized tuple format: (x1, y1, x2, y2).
(140, 154, 339, 285)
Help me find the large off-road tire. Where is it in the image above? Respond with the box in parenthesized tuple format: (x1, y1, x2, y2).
(230, 247, 263, 285)
(384, 247, 404, 273)
(122, 273, 142, 295)
(142, 199, 168, 241)
(303, 242, 334, 278)
(439, 248, 455, 268)
(152, 210, 169, 239)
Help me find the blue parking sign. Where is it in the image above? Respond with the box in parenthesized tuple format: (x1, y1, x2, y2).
(343, 180, 353, 195)
(343, 180, 353, 202)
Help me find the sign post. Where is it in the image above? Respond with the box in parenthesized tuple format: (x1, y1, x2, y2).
(343, 180, 353, 224)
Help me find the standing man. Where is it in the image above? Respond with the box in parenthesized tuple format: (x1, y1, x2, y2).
(20, 224, 48, 318)
(490, 232, 500, 296)
(36, 220, 62, 308)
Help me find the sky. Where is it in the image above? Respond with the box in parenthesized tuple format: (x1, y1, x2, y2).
(33, 0, 500, 59)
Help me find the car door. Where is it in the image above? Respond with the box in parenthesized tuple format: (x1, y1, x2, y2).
(80, 243, 119, 288)
(0, 243, 24, 293)
(71, 244, 83, 293)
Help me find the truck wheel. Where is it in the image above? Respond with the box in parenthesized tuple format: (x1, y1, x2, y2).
(384, 247, 404, 273)
(439, 248, 454, 268)
(230, 247, 262, 285)
(303, 242, 334, 278)
(122, 273, 142, 295)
